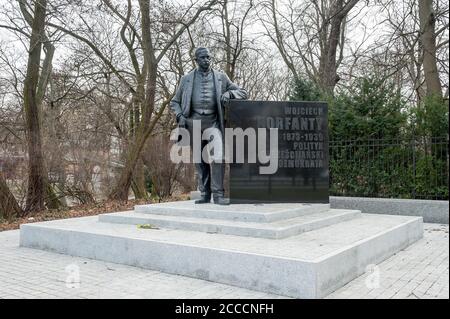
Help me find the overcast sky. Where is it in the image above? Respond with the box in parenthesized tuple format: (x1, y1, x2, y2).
(0, 0, 383, 64)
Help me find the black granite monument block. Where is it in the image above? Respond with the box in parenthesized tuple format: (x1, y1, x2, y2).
(226, 100, 329, 203)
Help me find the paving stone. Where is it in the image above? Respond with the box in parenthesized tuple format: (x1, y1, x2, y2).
(0, 223, 447, 299)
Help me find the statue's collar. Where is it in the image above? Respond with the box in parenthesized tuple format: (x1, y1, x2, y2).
(196, 68, 212, 76)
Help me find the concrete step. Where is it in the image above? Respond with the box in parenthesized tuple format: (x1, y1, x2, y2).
(20, 213, 423, 298)
(99, 209, 361, 239)
(134, 200, 330, 222)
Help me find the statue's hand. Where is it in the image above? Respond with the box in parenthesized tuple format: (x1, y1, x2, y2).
(177, 114, 187, 127)
(221, 92, 231, 106)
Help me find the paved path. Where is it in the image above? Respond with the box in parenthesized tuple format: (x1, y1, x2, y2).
(0, 223, 448, 299)
(327, 223, 449, 299)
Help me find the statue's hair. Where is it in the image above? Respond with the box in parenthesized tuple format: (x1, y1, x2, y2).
(194, 47, 210, 58)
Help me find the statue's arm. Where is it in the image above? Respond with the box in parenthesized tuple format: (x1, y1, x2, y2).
(170, 77, 184, 118)
(224, 73, 248, 100)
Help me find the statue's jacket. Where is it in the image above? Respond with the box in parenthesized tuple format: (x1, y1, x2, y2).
(170, 69, 248, 134)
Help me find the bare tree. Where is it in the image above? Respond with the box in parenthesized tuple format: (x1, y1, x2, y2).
(0, 0, 447, 212)
(419, 0, 443, 97)
(211, 0, 255, 81)
(178, 0, 285, 100)
(359, 0, 449, 104)
(20, 0, 58, 212)
(0, 172, 23, 219)
(45, 0, 218, 201)
(258, 0, 361, 95)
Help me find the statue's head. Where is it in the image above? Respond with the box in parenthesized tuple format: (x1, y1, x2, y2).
(194, 47, 212, 71)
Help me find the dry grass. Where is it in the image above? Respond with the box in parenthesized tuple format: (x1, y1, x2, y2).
(0, 194, 190, 232)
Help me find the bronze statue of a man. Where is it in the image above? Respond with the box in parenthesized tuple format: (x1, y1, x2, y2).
(170, 47, 247, 205)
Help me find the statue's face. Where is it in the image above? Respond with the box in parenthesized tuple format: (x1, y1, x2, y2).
(195, 49, 211, 70)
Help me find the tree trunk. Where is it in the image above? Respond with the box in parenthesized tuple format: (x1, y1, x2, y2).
(131, 159, 148, 199)
(48, 80, 68, 207)
(107, 0, 214, 200)
(222, 0, 233, 80)
(109, 73, 157, 202)
(108, 0, 157, 201)
(23, 0, 48, 212)
(108, 130, 147, 200)
(318, 0, 358, 96)
(419, 0, 443, 97)
(18, 0, 62, 211)
(0, 173, 23, 220)
(319, 17, 341, 95)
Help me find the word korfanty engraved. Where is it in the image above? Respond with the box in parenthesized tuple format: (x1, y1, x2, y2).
(267, 104, 326, 170)
(227, 100, 329, 203)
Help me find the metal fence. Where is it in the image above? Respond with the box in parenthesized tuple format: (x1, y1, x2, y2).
(329, 136, 449, 200)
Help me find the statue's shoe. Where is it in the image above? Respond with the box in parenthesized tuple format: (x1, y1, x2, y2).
(195, 196, 211, 204)
(213, 196, 230, 205)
